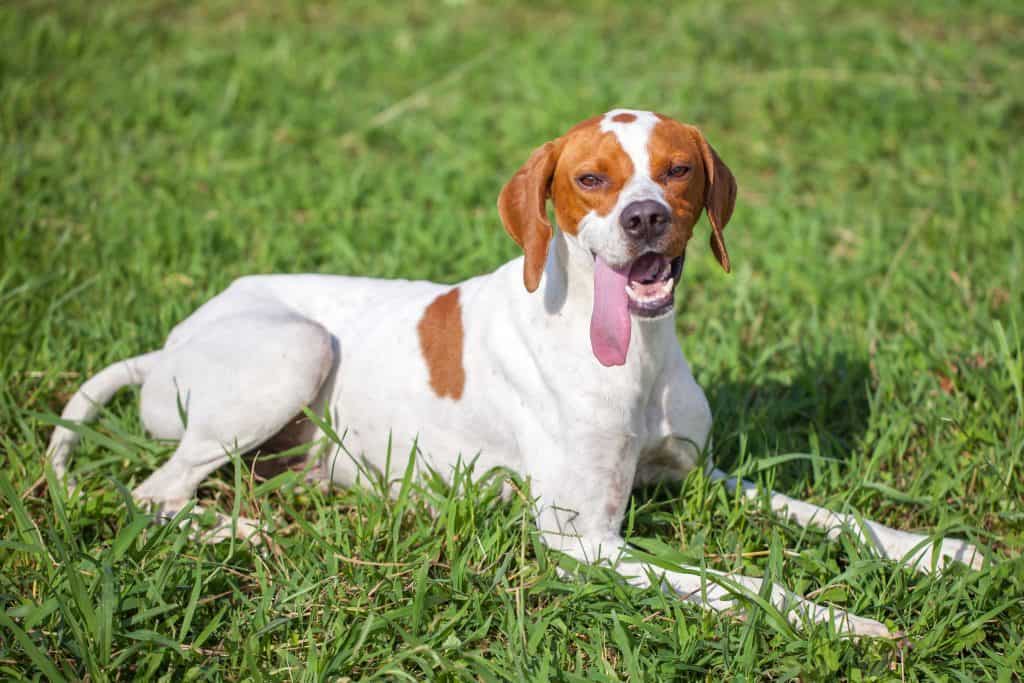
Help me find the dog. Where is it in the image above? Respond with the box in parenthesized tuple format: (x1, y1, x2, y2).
(47, 109, 983, 638)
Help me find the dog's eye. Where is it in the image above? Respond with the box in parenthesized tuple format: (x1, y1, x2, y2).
(576, 174, 605, 189)
(667, 164, 691, 179)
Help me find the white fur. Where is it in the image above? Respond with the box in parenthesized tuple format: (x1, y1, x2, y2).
(599, 108, 664, 206)
(47, 112, 983, 638)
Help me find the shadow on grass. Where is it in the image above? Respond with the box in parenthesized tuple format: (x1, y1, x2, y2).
(628, 352, 873, 541)
(706, 352, 873, 489)
(634, 351, 873, 510)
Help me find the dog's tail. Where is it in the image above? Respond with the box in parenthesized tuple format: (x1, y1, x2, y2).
(46, 351, 162, 486)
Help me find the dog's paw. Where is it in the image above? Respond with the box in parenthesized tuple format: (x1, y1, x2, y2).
(198, 512, 266, 546)
(132, 496, 270, 548)
(834, 611, 900, 640)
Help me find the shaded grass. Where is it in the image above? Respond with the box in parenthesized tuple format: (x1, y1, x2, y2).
(2, 0, 1023, 679)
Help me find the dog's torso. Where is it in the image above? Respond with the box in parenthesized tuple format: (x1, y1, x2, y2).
(153, 244, 710, 495)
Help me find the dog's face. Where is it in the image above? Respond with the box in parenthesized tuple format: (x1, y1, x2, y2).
(498, 109, 737, 365)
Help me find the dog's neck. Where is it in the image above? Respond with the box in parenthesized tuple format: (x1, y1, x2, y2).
(540, 229, 677, 358)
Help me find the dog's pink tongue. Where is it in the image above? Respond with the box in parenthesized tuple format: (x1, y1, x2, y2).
(590, 256, 631, 367)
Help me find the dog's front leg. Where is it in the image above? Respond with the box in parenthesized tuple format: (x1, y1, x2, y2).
(708, 469, 984, 573)
(605, 549, 898, 639)
(523, 433, 637, 563)
(522, 436, 896, 639)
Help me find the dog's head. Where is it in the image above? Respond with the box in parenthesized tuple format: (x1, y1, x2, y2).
(498, 109, 737, 366)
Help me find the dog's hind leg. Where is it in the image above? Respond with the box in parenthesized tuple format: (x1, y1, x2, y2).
(709, 469, 984, 573)
(133, 312, 336, 541)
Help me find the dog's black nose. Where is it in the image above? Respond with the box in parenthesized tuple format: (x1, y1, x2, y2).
(619, 200, 671, 241)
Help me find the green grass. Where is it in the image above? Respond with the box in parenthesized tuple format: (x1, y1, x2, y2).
(2, 0, 1023, 679)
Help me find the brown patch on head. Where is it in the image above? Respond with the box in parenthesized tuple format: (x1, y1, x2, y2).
(647, 118, 737, 270)
(611, 112, 637, 123)
(498, 141, 563, 292)
(550, 119, 633, 237)
(417, 288, 465, 400)
(498, 115, 635, 290)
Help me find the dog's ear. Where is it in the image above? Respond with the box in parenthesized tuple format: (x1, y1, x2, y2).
(498, 139, 563, 292)
(690, 127, 737, 273)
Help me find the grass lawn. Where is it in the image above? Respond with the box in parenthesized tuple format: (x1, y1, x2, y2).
(2, 0, 1023, 679)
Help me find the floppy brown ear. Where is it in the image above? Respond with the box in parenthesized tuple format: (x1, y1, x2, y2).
(497, 140, 562, 292)
(690, 127, 737, 273)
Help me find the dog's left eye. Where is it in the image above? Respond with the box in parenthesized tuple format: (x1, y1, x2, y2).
(667, 164, 691, 179)
(577, 174, 605, 189)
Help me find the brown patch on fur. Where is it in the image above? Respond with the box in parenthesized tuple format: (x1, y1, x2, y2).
(611, 112, 637, 123)
(418, 288, 465, 400)
(648, 118, 737, 268)
(498, 141, 564, 292)
(564, 115, 603, 135)
(498, 115, 633, 290)
(691, 128, 737, 272)
(550, 119, 634, 235)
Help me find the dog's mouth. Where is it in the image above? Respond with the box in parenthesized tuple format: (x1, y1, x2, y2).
(625, 252, 684, 318)
(590, 250, 684, 367)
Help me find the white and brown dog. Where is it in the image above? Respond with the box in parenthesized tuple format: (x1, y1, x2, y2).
(48, 109, 982, 638)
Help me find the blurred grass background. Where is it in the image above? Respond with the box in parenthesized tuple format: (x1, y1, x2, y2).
(2, 0, 1023, 679)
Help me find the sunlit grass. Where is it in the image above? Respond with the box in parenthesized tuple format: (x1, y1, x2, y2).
(2, 0, 1022, 679)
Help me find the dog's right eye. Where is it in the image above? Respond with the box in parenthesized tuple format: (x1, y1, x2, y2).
(577, 174, 605, 189)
